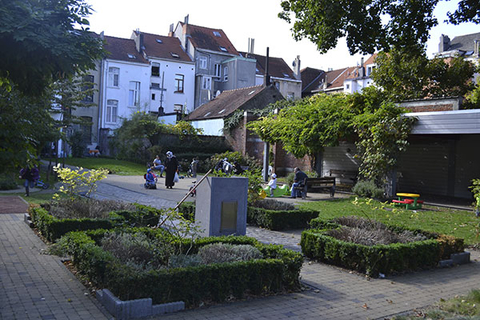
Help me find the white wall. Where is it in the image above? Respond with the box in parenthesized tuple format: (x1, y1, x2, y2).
(150, 58, 195, 115)
(190, 118, 224, 136)
(100, 59, 150, 130)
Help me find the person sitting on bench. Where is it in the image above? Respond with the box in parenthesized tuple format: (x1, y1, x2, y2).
(291, 167, 308, 198)
(152, 155, 164, 177)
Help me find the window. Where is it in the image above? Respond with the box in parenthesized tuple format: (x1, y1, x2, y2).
(80, 117, 92, 144)
(127, 54, 136, 59)
(213, 31, 221, 37)
(202, 76, 211, 90)
(214, 64, 221, 77)
(152, 93, 156, 100)
(219, 46, 228, 52)
(174, 104, 183, 112)
(106, 100, 118, 123)
(128, 81, 140, 106)
(170, 52, 180, 58)
(156, 39, 163, 44)
(151, 82, 160, 89)
(82, 75, 94, 102)
(108, 67, 119, 87)
(223, 66, 228, 82)
(175, 74, 184, 93)
(199, 56, 207, 69)
(151, 63, 160, 77)
(367, 66, 376, 76)
(346, 84, 350, 90)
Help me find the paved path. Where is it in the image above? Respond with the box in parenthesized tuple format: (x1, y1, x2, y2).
(1, 174, 479, 320)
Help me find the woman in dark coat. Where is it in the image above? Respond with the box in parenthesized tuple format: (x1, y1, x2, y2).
(164, 151, 178, 189)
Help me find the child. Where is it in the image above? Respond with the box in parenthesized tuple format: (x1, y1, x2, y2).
(268, 173, 277, 197)
(144, 168, 157, 189)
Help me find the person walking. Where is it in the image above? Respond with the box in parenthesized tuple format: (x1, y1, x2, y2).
(164, 151, 178, 189)
(19, 164, 38, 196)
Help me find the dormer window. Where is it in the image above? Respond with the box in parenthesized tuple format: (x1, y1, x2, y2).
(283, 73, 290, 78)
(127, 54, 136, 59)
(204, 112, 211, 117)
(213, 31, 221, 37)
(219, 46, 228, 52)
(170, 52, 180, 58)
(218, 108, 226, 114)
(156, 39, 163, 44)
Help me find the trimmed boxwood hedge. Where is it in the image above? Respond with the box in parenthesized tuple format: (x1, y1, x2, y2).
(61, 229, 303, 307)
(177, 202, 319, 231)
(29, 204, 168, 242)
(303, 217, 465, 277)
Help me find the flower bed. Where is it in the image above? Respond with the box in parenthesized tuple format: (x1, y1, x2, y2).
(303, 216, 465, 277)
(60, 229, 303, 307)
(178, 200, 319, 231)
(29, 203, 166, 242)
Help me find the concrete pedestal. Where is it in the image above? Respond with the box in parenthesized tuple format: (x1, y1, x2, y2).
(195, 176, 248, 237)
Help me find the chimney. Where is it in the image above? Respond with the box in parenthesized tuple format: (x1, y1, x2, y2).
(264, 47, 271, 86)
(248, 38, 255, 55)
(359, 57, 365, 77)
(439, 34, 450, 52)
(134, 31, 144, 53)
(184, 14, 189, 24)
(293, 55, 301, 80)
(168, 23, 174, 37)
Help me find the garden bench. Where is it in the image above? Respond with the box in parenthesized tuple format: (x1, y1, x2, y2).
(294, 177, 336, 199)
(329, 169, 357, 184)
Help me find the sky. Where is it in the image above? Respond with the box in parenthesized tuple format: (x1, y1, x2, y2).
(86, 0, 479, 71)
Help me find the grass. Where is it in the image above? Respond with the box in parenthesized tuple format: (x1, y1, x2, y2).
(299, 197, 480, 246)
(392, 289, 480, 319)
(62, 157, 146, 175)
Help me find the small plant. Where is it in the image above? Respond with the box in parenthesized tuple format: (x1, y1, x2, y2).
(251, 198, 295, 211)
(53, 165, 108, 200)
(469, 178, 480, 217)
(44, 198, 136, 219)
(352, 180, 384, 199)
(198, 243, 263, 264)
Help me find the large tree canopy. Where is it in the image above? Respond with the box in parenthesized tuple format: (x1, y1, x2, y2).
(372, 48, 477, 101)
(279, 0, 480, 55)
(0, 0, 104, 96)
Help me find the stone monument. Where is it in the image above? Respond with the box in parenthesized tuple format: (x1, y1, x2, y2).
(195, 176, 248, 237)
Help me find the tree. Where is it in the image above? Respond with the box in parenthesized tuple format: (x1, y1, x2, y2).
(247, 94, 360, 160)
(0, 87, 58, 173)
(248, 90, 415, 184)
(371, 48, 477, 101)
(0, 0, 104, 96)
(279, 0, 480, 55)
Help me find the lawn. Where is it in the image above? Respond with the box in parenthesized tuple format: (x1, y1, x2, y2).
(299, 197, 480, 246)
(63, 157, 146, 175)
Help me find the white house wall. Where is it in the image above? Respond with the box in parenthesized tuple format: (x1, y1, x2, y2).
(150, 59, 195, 115)
(190, 119, 224, 136)
(405, 109, 480, 134)
(100, 59, 150, 131)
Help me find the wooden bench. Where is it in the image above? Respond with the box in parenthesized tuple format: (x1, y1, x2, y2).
(329, 169, 357, 184)
(294, 177, 336, 199)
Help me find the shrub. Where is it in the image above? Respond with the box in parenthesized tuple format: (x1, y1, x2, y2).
(198, 243, 263, 264)
(247, 206, 319, 230)
(352, 180, 384, 199)
(302, 216, 465, 277)
(59, 230, 303, 306)
(251, 198, 295, 211)
(45, 198, 137, 219)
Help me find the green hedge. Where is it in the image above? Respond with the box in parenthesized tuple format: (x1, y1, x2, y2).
(62, 229, 303, 307)
(29, 207, 121, 242)
(177, 202, 319, 231)
(302, 218, 465, 277)
(247, 206, 319, 230)
(29, 204, 167, 242)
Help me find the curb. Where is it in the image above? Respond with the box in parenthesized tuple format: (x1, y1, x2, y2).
(96, 289, 184, 320)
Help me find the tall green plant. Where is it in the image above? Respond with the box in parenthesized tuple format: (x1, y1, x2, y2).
(469, 179, 480, 217)
(53, 165, 108, 200)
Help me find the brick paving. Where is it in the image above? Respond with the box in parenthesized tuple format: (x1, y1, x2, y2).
(0, 174, 479, 320)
